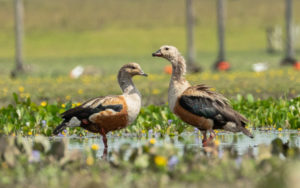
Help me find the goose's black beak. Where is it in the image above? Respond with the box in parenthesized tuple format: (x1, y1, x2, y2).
(140, 72, 148, 77)
(152, 49, 162, 57)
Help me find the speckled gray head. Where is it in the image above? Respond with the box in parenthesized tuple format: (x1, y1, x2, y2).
(152, 45, 180, 61)
(120, 62, 148, 77)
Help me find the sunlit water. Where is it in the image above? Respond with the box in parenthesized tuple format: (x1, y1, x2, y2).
(53, 129, 300, 157)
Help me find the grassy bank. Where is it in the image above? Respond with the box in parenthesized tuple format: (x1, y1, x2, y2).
(0, 0, 299, 76)
(0, 69, 298, 106)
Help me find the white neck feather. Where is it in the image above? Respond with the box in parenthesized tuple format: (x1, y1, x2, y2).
(118, 73, 142, 125)
(168, 54, 190, 112)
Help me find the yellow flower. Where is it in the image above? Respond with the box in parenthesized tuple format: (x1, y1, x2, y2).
(86, 156, 94, 166)
(1, 162, 8, 169)
(149, 138, 156, 144)
(28, 131, 32, 136)
(291, 89, 296, 94)
(18, 86, 24, 93)
(154, 156, 167, 167)
(65, 95, 71, 100)
(76, 102, 81, 106)
(278, 128, 283, 131)
(61, 104, 66, 108)
(214, 139, 220, 146)
(91, 144, 99, 151)
(152, 89, 160, 95)
(40, 101, 47, 107)
(212, 75, 219, 80)
(72, 103, 76, 108)
(78, 89, 83, 94)
(141, 130, 146, 134)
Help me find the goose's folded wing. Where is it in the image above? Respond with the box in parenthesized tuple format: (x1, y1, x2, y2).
(61, 96, 124, 121)
(179, 95, 219, 119)
(179, 85, 247, 126)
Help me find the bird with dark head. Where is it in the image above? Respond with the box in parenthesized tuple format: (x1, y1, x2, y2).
(53, 63, 147, 156)
(153, 45, 253, 146)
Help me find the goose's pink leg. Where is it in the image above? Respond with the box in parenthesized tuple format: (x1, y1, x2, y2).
(201, 130, 208, 146)
(100, 128, 108, 159)
(202, 129, 216, 147)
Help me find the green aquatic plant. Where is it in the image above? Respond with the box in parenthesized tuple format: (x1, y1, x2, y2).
(0, 93, 299, 137)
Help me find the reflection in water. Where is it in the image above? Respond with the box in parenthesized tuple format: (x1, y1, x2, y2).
(62, 130, 300, 158)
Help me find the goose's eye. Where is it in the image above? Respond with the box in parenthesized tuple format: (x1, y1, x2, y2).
(165, 47, 169, 51)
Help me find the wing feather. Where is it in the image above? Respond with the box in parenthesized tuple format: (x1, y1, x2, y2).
(61, 96, 124, 121)
(180, 85, 248, 128)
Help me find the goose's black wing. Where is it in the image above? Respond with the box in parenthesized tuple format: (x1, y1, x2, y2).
(179, 85, 248, 129)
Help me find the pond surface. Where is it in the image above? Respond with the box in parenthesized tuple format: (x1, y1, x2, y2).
(56, 129, 300, 158)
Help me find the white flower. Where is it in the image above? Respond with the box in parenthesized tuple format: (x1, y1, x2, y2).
(289, 105, 295, 111)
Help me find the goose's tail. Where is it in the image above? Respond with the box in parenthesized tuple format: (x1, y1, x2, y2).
(239, 125, 254, 138)
(234, 111, 254, 138)
(53, 120, 67, 135)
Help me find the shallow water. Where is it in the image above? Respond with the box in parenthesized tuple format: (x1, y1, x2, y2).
(58, 129, 300, 157)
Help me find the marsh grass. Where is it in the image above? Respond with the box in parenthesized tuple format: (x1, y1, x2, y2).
(0, 68, 298, 106)
(0, 93, 298, 137)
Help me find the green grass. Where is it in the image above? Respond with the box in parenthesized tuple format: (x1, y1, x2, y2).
(2, 0, 298, 31)
(0, 49, 288, 77)
(0, 68, 298, 106)
(0, 0, 300, 76)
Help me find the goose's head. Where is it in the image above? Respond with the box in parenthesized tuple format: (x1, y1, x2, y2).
(152, 45, 180, 61)
(119, 63, 148, 78)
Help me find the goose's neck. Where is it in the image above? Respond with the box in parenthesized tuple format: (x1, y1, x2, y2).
(168, 55, 190, 111)
(170, 54, 187, 82)
(118, 72, 140, 97)
(118, 72, 141, 125)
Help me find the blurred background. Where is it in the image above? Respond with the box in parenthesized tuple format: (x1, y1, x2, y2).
(0, 0, 299, 105)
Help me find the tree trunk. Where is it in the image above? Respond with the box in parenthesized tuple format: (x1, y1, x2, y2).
(217, 0, 225, 61)
(281, 0, 297, 65)
(214, 0, 229, 70)
(186, 0, 201, 73)
(11, 0, 25, 78)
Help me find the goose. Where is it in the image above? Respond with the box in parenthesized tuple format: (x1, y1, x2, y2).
(53, 63, 147, 151)
(152, 45, 253, 146)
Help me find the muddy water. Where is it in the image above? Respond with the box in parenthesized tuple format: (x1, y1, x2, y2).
(62, 129, 300, 157)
